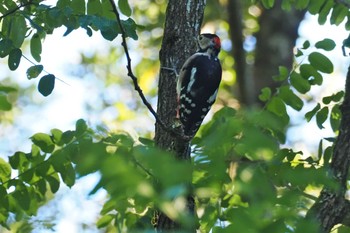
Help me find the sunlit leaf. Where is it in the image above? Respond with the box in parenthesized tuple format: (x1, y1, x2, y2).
(259, 87, 271, 102)
(30, 133, 55, 153)
(273, 66, 289, 81)
(51, 128, 63, 145)
(330, 105, 341, 132)
(0, 94, 12, 111)
(0, 158, 11, 183)
(97, 214, 115, 228)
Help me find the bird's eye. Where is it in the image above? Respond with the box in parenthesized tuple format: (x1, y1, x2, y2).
(198, 35, 203, 40)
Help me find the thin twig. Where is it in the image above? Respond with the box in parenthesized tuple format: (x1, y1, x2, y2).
(108, 0, 191, 142)
(0, 1, 33, 21)
(108, 0, 167, 130)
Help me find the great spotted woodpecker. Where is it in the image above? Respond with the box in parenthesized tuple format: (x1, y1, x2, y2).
(177, 33, 222, 137)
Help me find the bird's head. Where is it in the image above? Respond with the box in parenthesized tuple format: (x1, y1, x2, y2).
(196, 33, 221, 57)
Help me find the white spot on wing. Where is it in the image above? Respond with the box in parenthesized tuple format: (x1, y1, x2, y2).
(207, 89, 218, 103)
(186, 68, 197, 93)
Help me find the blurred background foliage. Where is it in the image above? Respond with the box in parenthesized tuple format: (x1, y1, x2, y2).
(0, 0, 350, 232)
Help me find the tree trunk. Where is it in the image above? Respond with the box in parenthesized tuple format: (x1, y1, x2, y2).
(306, 64, 350, 232)
(227, 0, 306, 106)
(253, 1, 305, 105)
(154, 0, 205, 231)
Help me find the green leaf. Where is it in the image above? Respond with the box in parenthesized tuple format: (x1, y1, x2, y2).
(318, 0, 334, 25)
(316, 107, 329, 129)
(330, 105, 341, 132)
(119, 0, 132, 16)
(295, 0, 309, 9)
(37, 179, 47, 196)
(75, 119, 88, 136)
(281, 0, 291, 10)
(26, 65, 44, 79)
(259, 87, 271, 102)
(47, 174, 60, 193)
(8, 48, 22, 71)
(322, 91, 344, 104)
(295, 0, 310, 10)
(87, 0, 102, 15)
(0, 158, 11, 183)
(302, 40, 310, 50)
(0, 85, 16, 93)
(61, 163, 75, 187)
(279, 86, 304, 111)
(305, 103, 321, 122)
(309, 52, 333, 74)
(12, 187, 30, 210)
(315, 39, 336, 51)
(290, 71, 311, 94)
(267, 97, 286, 117)
(71, 0, 86, 14)
(38, 74, 55, 97)
(97, 214, 115, 228)
(308, 0, 326, 14)
(0, 94, 12, 111)
(121, 18, 138, 40)
(299, 64, 323, 85)
(0, 39, 13, 58)
(30, 133, 55, 153)
(51, 128, 63, 145)
(62, 130, 75, 144)
(273, 66, 289, 81)
(330, 4, 348, 25)
(30, 33, 42, 62)
(261, 0, 275, 8)
(5, 14, 27, 48)
(9, 152, 27, 170)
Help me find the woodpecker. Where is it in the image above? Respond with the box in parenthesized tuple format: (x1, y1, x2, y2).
(177, 33, 222, 137)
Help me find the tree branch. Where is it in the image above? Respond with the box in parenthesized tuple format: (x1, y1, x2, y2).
(0, 1, 33, 21)
(108, 0, 191, 141)
(108, 0, 167, 130)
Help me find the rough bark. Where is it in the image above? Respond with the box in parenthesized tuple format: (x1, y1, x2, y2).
(154, 0, 206, 231)
(307, 65, 350, 232)
(227, 0, 248, 105)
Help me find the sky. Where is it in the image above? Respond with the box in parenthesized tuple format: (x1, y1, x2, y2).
(0, 5, 350, 232)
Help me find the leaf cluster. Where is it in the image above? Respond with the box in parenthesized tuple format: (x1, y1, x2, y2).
(0, 0, 138, 96)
